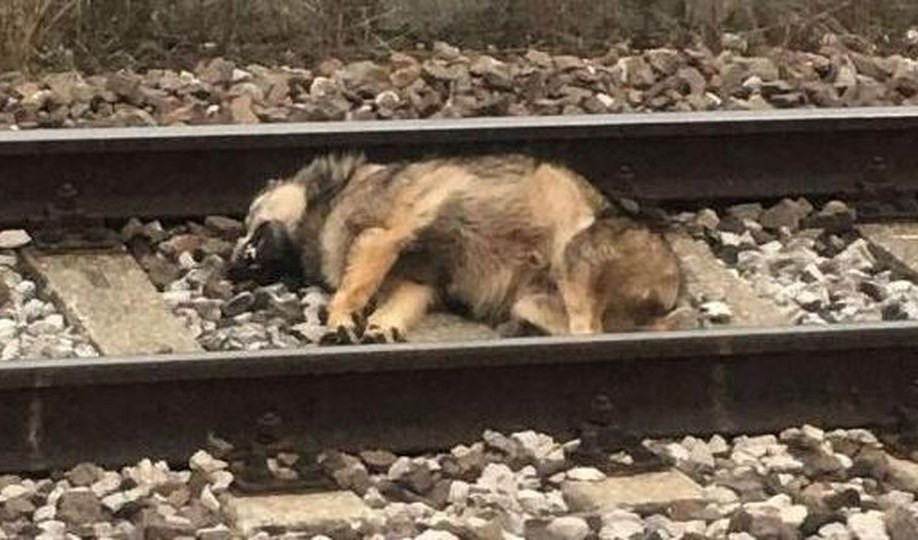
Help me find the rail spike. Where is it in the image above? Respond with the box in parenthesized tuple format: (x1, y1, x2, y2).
(225, 410, 333, 495)
(567, 393, 665, 475)
(29, 182, 120, 251)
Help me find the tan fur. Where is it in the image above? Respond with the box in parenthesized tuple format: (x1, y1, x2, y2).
(236, 153, 684, 339)
(367, 279, 436, 339)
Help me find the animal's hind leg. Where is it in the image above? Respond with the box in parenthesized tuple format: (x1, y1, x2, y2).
(558, 268, 604, 334)
(326, 227, 407, 332)
(362, 278, 436, 343)
(508, 291, 571, 336)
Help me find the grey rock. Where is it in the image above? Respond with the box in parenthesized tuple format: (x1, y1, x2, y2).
(600, 510, 645, 539)
(471, 55, 513, 89)
(0, 230, 31, 249)
(728, 203, 764, 222)
(885, 506, 918, 540)
(0, 496, 34, 520)
(545, 516, 590, 540)
(57, 489, 105, 525)
(848, 510, 889, 540)
(340, 61, 391, 96)
(760, 199, 807, 232)
(193, 298, 224, 322)
(360, 449, 398, 473)
(807, 200, 857, 232)
(694, 208, 720, 231)
(15, 280, 36, 301)
(197, 524, 233, 540)
(189, 449, 228, 474)
(28, 314, 65, 335)
(646, 48, 683, 76)
(65, 463, 104, 487)
(0, 319, 17, 342)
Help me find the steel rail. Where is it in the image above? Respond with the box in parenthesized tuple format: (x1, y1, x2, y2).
(3, 106, 918, 225)
(0, 321, 915, 472)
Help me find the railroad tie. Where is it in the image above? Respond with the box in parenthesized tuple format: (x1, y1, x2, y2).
(666, 232, 794, 328)
(562, 469, 704, 514)
(21, 249, 202, 356)
(224, 491, 370, 537)
(859, 223, 918, 281)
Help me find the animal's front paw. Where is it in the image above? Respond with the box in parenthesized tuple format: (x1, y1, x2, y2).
(360, 324, 406, 344)
(317, 310, 366, 346)
(325, 306, 357, 330)
(496, 318, 547, 338)
(318, 324, 361, 345)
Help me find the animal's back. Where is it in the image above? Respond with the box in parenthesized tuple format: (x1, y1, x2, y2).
(408, 156, 608, 321)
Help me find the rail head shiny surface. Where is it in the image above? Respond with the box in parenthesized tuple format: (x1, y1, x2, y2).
(2, 106, 918, 153)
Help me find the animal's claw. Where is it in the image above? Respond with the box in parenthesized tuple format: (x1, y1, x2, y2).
(360, 324, 405, 344)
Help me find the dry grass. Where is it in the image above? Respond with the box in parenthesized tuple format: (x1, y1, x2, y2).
(1, 0, 917, 73)
(0, 0, 78, 72)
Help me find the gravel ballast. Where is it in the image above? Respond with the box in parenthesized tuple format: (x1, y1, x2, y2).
(2, 37, 918, 130)
(0, 248, 99, 361)
(4, 424, 918, 539)
(673, 198, 918, 326)
(124, 217, 328, 351)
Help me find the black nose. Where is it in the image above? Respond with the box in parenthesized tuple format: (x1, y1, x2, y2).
(228, 221, 300, 284)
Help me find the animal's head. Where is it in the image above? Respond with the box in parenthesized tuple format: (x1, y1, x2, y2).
(228, 180, 306, 284)
(228, 153, 366, 285)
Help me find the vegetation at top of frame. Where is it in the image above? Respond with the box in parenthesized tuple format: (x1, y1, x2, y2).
(1, 0, 917, 73)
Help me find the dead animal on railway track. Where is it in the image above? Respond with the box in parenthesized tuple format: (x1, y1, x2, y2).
(229, 152, 684, 343)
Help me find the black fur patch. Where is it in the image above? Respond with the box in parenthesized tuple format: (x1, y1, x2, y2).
(228, 221, 302, 285)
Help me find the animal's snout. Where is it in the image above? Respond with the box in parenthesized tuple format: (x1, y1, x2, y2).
(228, 220, 300, 284)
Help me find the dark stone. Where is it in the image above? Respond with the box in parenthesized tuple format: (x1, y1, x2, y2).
(860, 280, 887, 301)
(204, 216, 244, 240)
(727, 203, 764, 221)
(804, 200, 857, 233)
(181, 499, 220, 529)
(716, 470, 768, 502)
(825, 488, 861, 510)
(360, 450, 398, 473)
(717, 215, 748, 234)
(203, 278, 234, 301)
(0, 497, 35, 521)
(796, 448, 847, 478)
(760, 198, 808, 232)
(140, 255, 182, 290)
(222, 291, 255, 317)
(748, 514, 800, 540)
(800, 510, 837, 536)
(66, 462, 105, 487)
(0, 281, 9, 308)
(404, 463, 435, 494)
(428, 479, 452, 509)
(58, 490, 105, 525)
(850, 447, 890, 480)
(751, 228, 778, 245)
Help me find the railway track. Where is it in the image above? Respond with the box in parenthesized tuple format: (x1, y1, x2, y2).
(5, 107, 918, 538)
